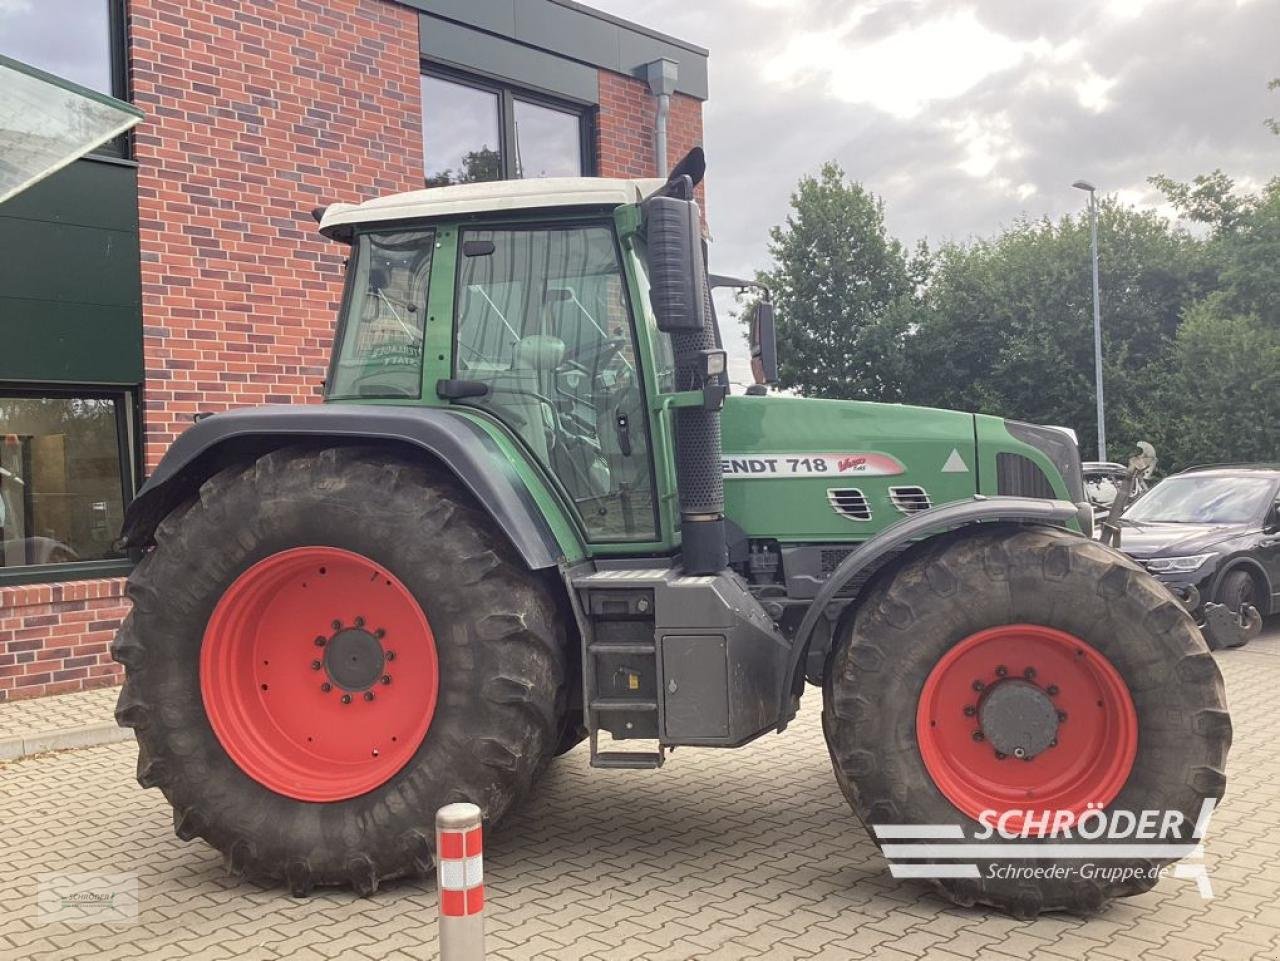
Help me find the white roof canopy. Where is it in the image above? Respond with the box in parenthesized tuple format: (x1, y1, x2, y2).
(319, 176, 667, 236)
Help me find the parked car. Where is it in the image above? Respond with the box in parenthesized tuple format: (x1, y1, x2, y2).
(1117, 465, 1280, 646)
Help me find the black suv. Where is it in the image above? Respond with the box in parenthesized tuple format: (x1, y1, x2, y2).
(1118, 465, 1280, 643)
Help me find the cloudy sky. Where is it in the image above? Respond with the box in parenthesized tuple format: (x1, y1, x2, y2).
(594, 0, 1279, 376)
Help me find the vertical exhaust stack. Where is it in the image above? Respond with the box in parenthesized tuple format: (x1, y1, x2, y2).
(642, 150, 728, 575)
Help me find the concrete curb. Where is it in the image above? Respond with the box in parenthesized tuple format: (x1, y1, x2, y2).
(0, 723, 134, 761)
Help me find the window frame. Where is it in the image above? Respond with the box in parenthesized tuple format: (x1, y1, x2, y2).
(449, 217, 663, 545)
(420, 64, 595, 184)
(0, 383, 140, 586)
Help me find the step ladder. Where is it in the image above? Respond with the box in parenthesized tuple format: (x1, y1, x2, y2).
(575, 569, 669, 770)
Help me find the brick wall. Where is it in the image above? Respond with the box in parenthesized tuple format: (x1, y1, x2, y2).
(596, 70, 704, 204)
(0, 581, 128, 700)
(8, 8, 704, 701)
(131, 0, 425, 470)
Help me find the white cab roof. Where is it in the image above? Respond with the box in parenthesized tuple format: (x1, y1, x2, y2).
(319, 176, 668, 234)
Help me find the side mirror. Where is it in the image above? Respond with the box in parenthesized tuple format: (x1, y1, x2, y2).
(641, 193, 707, 333)
(1268, 499, 1280, 532)
(749, 300, 778, 385)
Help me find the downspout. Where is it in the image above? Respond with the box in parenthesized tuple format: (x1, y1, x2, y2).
(646, 59, 679, 178)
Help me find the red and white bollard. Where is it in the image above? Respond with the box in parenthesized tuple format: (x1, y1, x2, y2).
(436, 803, 485, 961)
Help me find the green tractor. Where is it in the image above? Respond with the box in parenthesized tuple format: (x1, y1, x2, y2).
(113, 151, 1229, 917)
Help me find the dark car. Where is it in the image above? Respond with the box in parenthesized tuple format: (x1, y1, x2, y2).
(1117, 466, 1280, 644)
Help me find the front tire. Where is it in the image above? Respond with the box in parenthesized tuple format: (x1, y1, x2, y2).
(822, 525, 1231, 918)
(1212, 569, 1263, 648)
(112, 447, 567, 895)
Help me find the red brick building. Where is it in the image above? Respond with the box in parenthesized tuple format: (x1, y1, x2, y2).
(0, 0, 707, 699)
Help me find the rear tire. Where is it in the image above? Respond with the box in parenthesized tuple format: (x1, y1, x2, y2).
(822, 525, 1231, 918)
(112, 447, 567, 895)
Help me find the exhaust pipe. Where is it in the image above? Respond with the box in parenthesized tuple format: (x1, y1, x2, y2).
(642, 162, 728, 575)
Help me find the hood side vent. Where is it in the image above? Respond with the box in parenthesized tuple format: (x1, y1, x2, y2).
(889, 486, 932, 514)
(827, 488, 872, 521)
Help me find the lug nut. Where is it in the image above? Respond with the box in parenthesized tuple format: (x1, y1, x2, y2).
(311, 660, 322, 670)
(1057, 710, 1068, 722)
(355, 616, 365, 628)
(1013, 747, 1026, 758)
(385, 651, 396, 662)
(363, 691, 375, 702)
(1050, 738, 1058, 748)
(1023, 667, 1036, 680)
(375, 628, 386, 639)
(314, 636, 326, 647)
(1047, 684, 1059, 696)
(332, 619, 342, 631)
(994, 750, 1007, 760)
(341, 694, 352, 704)
(321, 682, 331, 693)
(381, 675, 392, 685)
(963, 705, 976, 717)
(995, 665, 1008, 677)
(972, 731, 985, 742)
(972, 679, 985, 692)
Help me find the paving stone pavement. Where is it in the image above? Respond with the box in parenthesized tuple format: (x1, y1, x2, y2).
(2, 626, 1279, 961)
(0, 687, 118, 741)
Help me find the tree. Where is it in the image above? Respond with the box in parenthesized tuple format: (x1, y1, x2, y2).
(755, 163, 914, 401)
(1148, 298, 1280, 468)
(902, 204, 1210, 459)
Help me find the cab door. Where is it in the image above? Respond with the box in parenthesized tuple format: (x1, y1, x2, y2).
(450, 220, 661, 543)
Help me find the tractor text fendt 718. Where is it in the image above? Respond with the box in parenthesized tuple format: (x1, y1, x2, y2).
(112, 151, 1229, 917)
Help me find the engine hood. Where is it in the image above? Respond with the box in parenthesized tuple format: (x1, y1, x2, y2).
(1116, 521, 1250, 558)
(719, 394, 980, 541)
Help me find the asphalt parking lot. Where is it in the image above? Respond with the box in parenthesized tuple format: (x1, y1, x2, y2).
(2, 623, 1279, 961)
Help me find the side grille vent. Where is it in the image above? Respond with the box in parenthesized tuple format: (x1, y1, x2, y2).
(827, 488, 872, 521)
(996, 452, 1056, 499)
(889, 486, 932, 514)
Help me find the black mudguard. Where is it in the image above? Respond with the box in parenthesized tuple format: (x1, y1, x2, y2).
(120, 404, 564, 570)
(779, 495, 1084, 727)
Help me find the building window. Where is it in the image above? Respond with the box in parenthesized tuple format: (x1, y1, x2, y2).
(0, 0, 129, 156)
(0, 390, 134, 576)
(421, 69, 591, 186)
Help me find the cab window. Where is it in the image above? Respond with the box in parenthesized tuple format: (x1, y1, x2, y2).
(454, 224, 658, 541)
(328, 230, 435, 399)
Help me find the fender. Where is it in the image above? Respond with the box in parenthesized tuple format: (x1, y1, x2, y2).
(120, 405, 566, 570)
(778, 495, 1083, 727)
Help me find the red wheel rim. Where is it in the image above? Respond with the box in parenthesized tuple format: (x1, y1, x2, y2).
(201, 546, 438, 802)
(916, 625, 1137, 834)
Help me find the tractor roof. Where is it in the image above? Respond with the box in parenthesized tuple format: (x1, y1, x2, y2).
(319, 176, 667, 238)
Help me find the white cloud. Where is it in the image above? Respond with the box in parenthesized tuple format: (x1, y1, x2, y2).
(765, 8, 1034, 118)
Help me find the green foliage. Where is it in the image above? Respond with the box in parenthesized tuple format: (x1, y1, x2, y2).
(755, 163, 914, 401)
(1148, 299, 1280, 467)
(759, 159, 1276, 471)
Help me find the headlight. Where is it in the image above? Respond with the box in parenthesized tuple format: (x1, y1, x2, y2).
(1144, 554, 1213, 574)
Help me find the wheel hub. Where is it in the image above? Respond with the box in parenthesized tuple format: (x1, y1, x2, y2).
(323, 626, 386, 692)
(978, 679, 1058, 759)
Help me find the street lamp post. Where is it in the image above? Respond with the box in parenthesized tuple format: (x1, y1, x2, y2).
(1073, 180, 1106, 463)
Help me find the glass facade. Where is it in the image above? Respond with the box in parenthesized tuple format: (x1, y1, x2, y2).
(0, 393, 130, 570)
(421, 70, 588, 185)
(0, 0, 115, 95)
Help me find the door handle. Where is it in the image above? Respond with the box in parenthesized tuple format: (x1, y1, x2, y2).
(614, 411, 633, 456)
